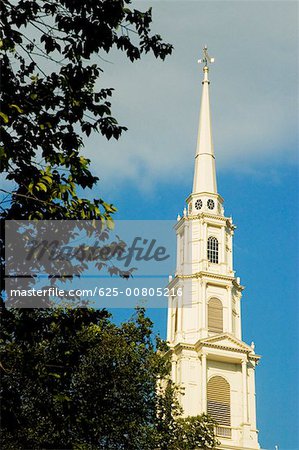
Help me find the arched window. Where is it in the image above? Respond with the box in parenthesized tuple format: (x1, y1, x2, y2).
(207, 376, 231, 427)
(207, 236, 219, 263)
(208, 298, 223, 333)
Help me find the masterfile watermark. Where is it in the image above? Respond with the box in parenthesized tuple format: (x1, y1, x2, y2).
(26, 237, 170, 267)
(3, 220, 188, 308)
(9, 286, 183, 298)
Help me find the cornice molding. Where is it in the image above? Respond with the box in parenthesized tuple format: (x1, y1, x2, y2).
(168, 336, 261, 362)
(186, 192, 224, 204)
(189, 212, 226, 221)
(175, 212, 236, 230)
(176, 271, 240, 283)
(178, 273, 232, 281)
(168, 272, 244, 291)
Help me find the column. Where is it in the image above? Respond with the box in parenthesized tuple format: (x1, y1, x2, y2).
(171, 355, 177, 383)
(237, 292, 242, 339)
(201, 280, 207, 334)
(194, 278, 199, 333)
(221, 225, 225, 265)
(203, 222, 207, 270)
(229, 229, 234, 271)
(177, 294, 183, 340)
(226, 285, 232, 333)
(199, 218, 203, 268)
(167, 296, 172, 342)
(202, 353, 207, 413)
(176, 231, 180, 274)
(242, 359, 249, 423)
(183, 221, 188, 275)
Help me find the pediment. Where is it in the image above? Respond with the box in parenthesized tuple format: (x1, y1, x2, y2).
(198, 333, 253, 353)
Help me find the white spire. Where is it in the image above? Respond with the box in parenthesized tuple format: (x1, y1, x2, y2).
(192, 46, 217, 194)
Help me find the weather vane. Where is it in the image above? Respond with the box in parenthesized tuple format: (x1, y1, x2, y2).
(198, 45, 214, 68)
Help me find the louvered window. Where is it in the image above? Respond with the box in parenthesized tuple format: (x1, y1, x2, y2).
(207, 376, 231, 426)
(207, 236, 219, 263)
(208, 298, 223, 333)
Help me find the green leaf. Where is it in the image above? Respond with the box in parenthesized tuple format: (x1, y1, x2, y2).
(37, 182, 47, 192)
(0, 112, 9, 124)
(42, 176, 52, 185)
(54, 394, 71, 402)
(48, 373, 61, 379)
(106, 219, 115, 230)
(9, 104, 24, 113)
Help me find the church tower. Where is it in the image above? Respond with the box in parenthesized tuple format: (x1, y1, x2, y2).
(167, 47, 261, 449)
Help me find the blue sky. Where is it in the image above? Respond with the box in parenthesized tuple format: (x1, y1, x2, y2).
(84, 1, 298, 449)
(108, 166, 298, 450)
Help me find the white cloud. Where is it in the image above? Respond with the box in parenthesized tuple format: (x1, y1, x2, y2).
(83, 1, 298, 191)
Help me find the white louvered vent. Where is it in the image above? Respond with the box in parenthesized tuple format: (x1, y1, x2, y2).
(207, 376, 231, 426)
(208, 298, 223, 333)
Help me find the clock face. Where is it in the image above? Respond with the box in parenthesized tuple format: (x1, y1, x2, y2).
(207, 199, 215, 210)
(195, 199, 202, 210)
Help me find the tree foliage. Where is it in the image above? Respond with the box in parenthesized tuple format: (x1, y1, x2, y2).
(176, 415, 219, 450)
(0, 0, 172, 221)
(0, 0, 172, 301)
(0, 307, 218, 449)
(154, 381, 219, 450)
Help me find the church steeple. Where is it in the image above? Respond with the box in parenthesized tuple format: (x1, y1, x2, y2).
(193, 46, 217, 195)
(187, 47, 222, 217)
(167, 49, 261, 449)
